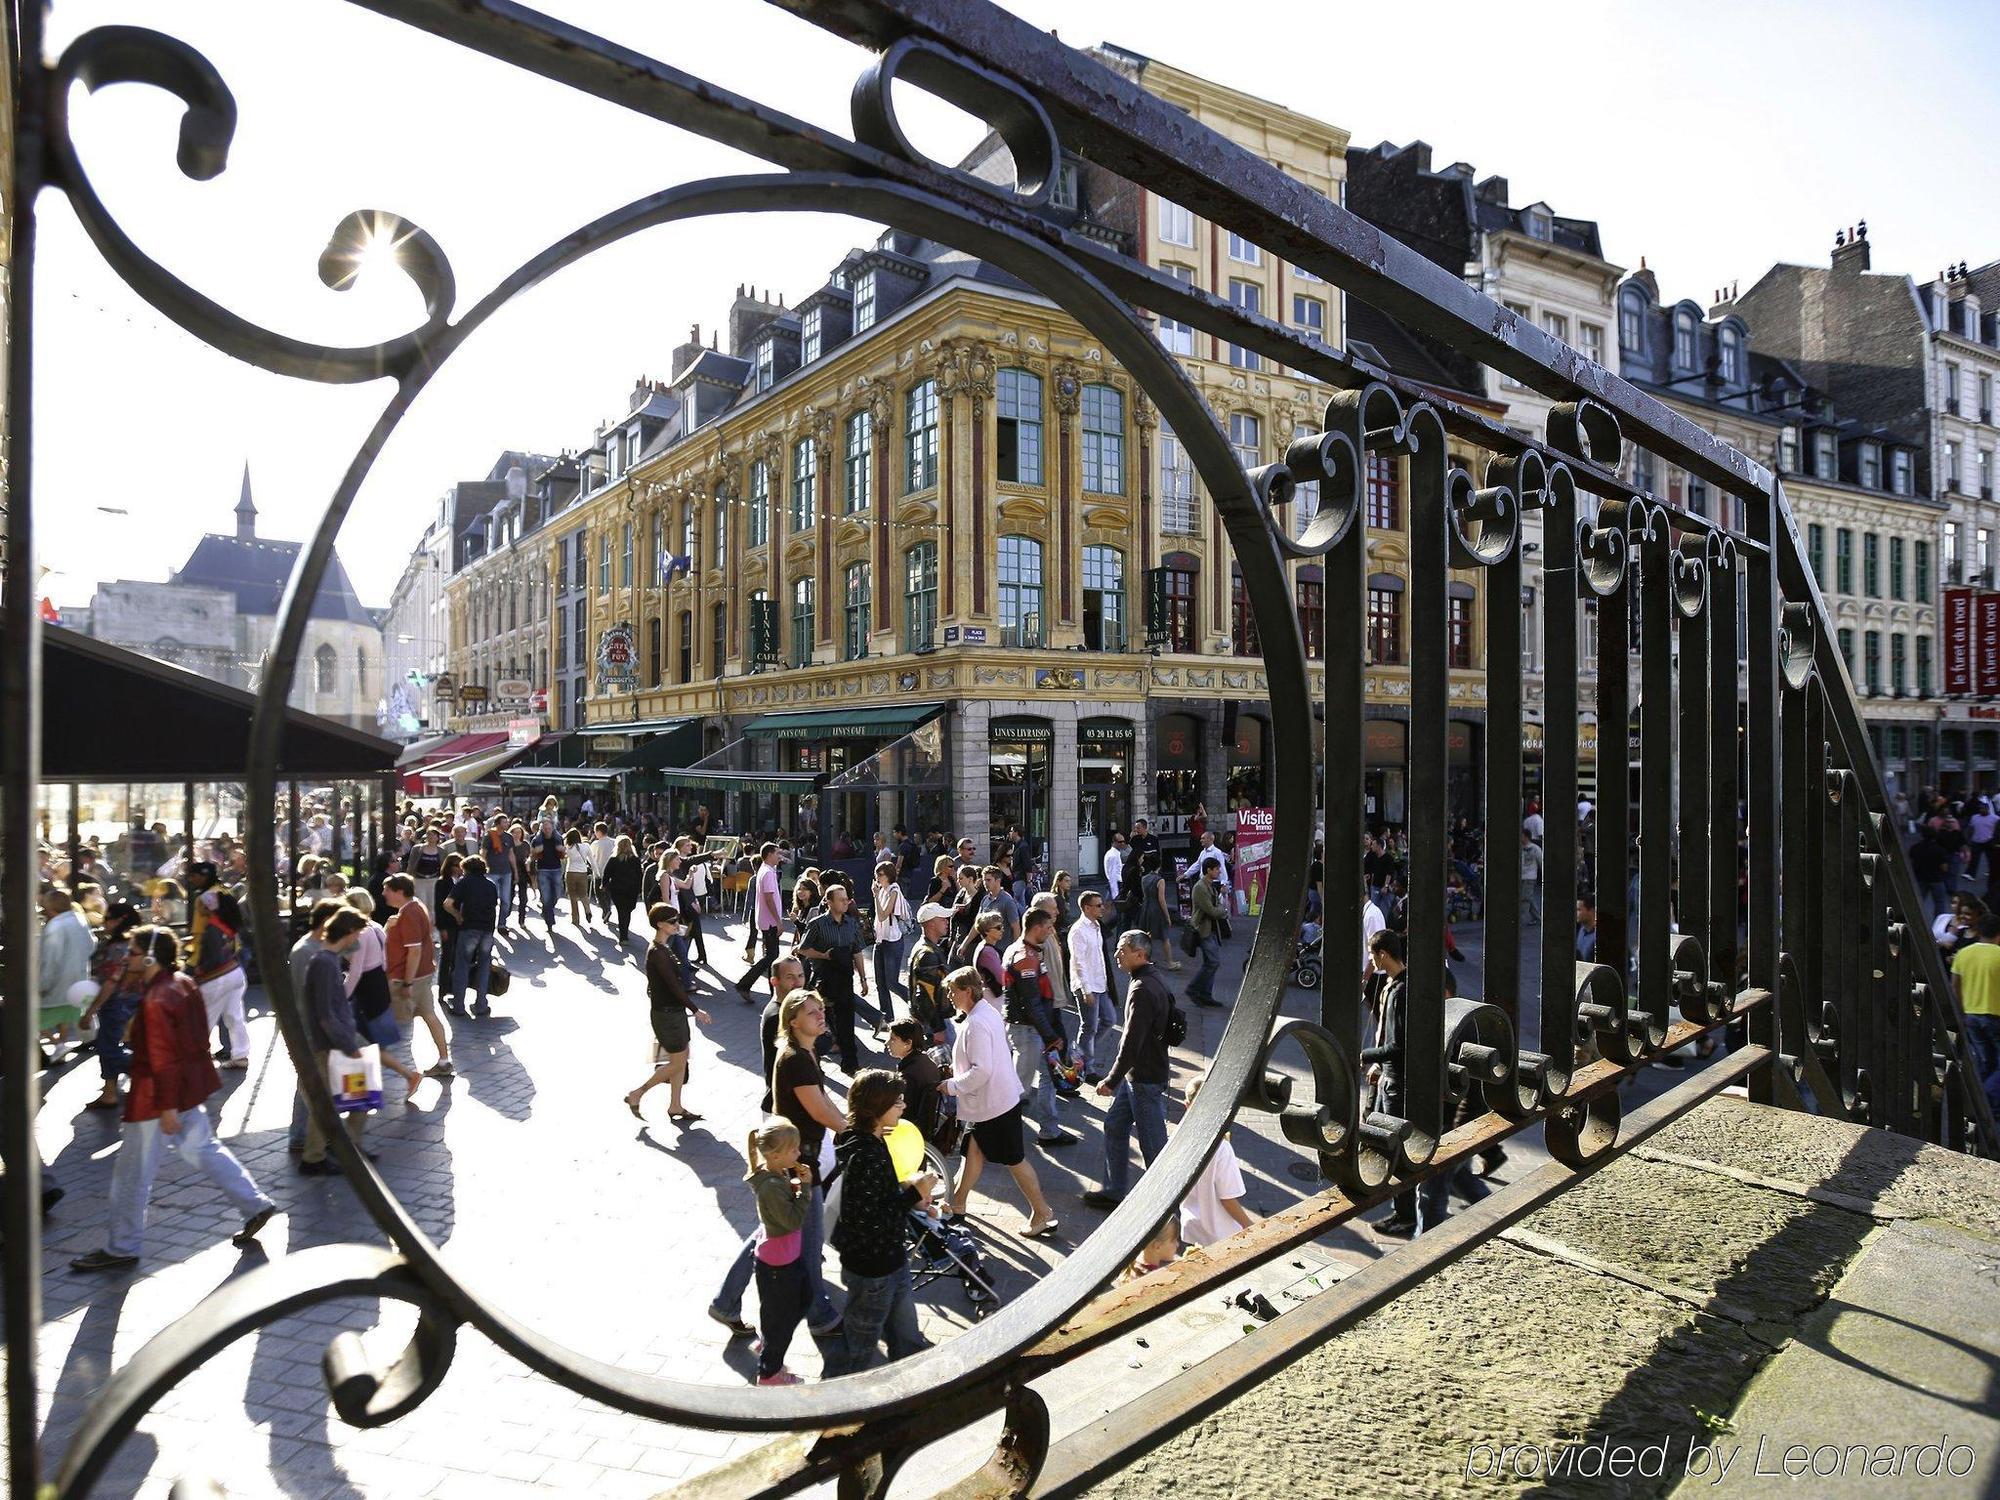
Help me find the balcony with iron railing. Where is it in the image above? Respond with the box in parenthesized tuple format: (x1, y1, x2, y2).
(7, 6, 1997, 1499)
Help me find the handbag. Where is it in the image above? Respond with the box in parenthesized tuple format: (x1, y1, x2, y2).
(487, 956, 511, 996)
(327, 1044, 383, 1114)
(1164, 996, 1188, 1047)
(1178, 922, 1199, 957)
(1218, 915, 1234, 942)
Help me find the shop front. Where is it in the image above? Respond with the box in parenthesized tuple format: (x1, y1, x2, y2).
(1364, 716, 1407, 828)
(1225, 710, 1270, 811)
(1151, 710, 1204, 836)
(595, 717, 705, 827)
(988, 716, 1054, 862)
(1078, 717, 1135, 880)
(736, 702, 949, 875)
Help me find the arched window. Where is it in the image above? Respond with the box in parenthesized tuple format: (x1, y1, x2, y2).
(1673, 309, 1697, 371)
(1230, 566, 1260, 657)
(1719, 324, 1742, 384)
(844, 410, 873, 513)
(354, 650, 368, 695)
(315, 643, 337, 693)
(1619, 290, 1645, 354)
(844, 562, 871, 661)
(997, 368, 1043, 484)
(1082, 383, 1124, 494)
(906, 380, 939, 491)
(997, 536, 1044, 648)
(790, 577, 815, 668)
(905, 542, 938, 652)
(1367, 572, 1404, 665)
(1083, 545, 1124, 650)
(748, 460, 770, 547)
(790, 437, 817, 532)
(1160, 423, 1198, 534)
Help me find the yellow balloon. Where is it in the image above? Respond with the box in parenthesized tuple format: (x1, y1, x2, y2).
(886, 1119, 926, 1183)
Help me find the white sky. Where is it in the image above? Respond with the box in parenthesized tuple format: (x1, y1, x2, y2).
(33, 0, 2000, 607)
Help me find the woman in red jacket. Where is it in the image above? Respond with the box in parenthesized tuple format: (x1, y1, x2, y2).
(69, 926, 278, 1273)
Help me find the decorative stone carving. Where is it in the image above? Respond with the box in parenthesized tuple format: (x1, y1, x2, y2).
(925, 667, 957, 689)
(1133, 390, 1158, 431)
(1051, 358, 1083, 420)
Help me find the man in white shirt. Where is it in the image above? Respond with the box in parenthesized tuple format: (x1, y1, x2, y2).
(1101, 833, 1127, 907)
(587, 821, 617, 921)
(1361, 896, 1385, 976)
(734, 842, 787, 1002)
(1191, 830, 1231, 886)
(1522, 803, 1545, 843)
(1067, 889, 1117, 1083)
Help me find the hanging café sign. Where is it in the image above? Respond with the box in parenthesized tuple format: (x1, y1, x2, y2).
(597, 623, 638, 692)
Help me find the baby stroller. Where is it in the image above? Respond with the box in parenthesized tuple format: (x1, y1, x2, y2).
(906, 1142, 999, 1316)
(1291, 928, 1322, 991)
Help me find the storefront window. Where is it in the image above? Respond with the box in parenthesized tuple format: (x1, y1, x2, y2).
(989, 717, 1052, 859)
(1363, 717, 1407, 827)
(1153, 711, 1203, 820)
(1226, 712, 1268, 809)
(1079, 717, 1135, 877)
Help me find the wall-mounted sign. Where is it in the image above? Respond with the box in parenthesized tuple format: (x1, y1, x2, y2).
(1035, 666, 1085, 691)
(1969, 705, 2000, 721)
(593, 734, 632, 753)
(531, 688, 549, 713)
(494, 677, 534, 709)
(457, 684, 490, 709)
(432, 672, 457, 705)
(1080, 719, 1135, 749)
(991, 718, 1054, 744)
(508, 717, 541, 747)
(597, 623, 638, 692)
(1944, 588, 1974, 695)
(1980, 594, 2000, 697)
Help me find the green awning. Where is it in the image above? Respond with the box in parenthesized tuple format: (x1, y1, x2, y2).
(498, 765, 625, 787)
(641, 768, 821, 796)
(576, 717, 697, 738)
(740, 702, 947, 741)
(604, 719, 705, 770)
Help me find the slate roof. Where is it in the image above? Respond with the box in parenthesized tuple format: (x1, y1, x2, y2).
(1343, 298, 1482, 398)
(173, 534, 377, 625)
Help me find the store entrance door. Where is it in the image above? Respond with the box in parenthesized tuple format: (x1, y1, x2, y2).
(1078, 787, 1110, 885)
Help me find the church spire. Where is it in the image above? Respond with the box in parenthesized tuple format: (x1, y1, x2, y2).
(235, 463, 256, 540)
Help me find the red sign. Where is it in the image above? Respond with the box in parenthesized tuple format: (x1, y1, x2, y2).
(1234, 807, 1274, 913)
(1945, 589, 1974, 695)
(1981, 594, 2000, 697)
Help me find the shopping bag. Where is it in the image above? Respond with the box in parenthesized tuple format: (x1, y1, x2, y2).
(327, 1045, 383, 1114)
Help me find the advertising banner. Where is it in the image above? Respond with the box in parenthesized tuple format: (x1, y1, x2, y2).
(1982, 594, 2000, 697)
(1945, 588, 1974, 695)
(1234, 806, 1274, 916)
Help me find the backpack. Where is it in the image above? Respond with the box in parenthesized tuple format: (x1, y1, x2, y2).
(1164, 988, 1187, 1047)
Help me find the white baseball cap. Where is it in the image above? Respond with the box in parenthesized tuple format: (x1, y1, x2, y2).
(916, 903, 955, 924)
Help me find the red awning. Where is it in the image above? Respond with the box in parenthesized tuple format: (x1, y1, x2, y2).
(399, 731, 508, 794)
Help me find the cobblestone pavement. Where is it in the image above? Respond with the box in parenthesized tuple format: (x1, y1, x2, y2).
(20, 899, 1700, 1498)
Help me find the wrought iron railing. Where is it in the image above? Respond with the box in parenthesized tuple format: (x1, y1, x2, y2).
(4, 3, 1995, 1497)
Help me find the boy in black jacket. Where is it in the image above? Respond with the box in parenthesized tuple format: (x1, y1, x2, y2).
(828, 1070, 936, 1376)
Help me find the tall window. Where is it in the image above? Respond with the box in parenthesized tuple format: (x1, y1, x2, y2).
(1082, 545, 1124, 651)
(1227, 280, 1262, 369)
(713, 484, 728, 560)
(844, 411, 872, 513)
(996, 369, 1043, 484)
(1160, 564, 1197, 653)
(1448, 592, 1474, 669)
(1807, 524, 1825, 584)
(1815, 430, 1837, 479)
(1296, 579, 1324, 659)
(1861, 443, 1881, 490)
(1946, 442, 1961, 491)
(1891, 633, 1907, 696)
(748, 461, 770, 547)
(1230, 571, 1260, 657)
(1863, 630, 1881, 694)
(1890, 536, 1906, 600)
(647, 616, 662, 687)
(1081, 384, 1125, 494)
(678, 610, 693, 684)
(315, 644, 336, 692)
(791, 437, 816, 531)
(904, 542, 937, 651)
(1227, 232, 1261, 264)
(1619, 293, 1643, 354)
(1367, 576, 1403, 665)
(621, 523, 632, 588)
(790, 578, 814, 668)
(1837, 627, 1854, 676)
(1673, 310, 1696, 370)
(1580, 321, 1604, 366)
(906, 379, 938, 491)
(854, 271, 877, 332)
(1915, 540, 1932, 601)
(1229, 411, 1260, 472)
(1161, 424, 1197, 534)
(843, 562, 870, 661)
(1367, 452, 1400, 529)
(1292, 421, 1319, 539)
(802, 306, 822, 363)
(1050, 160, 1078, 210)
(1157, 264, 1196, 355)
(1891, 449, 1912, 495)
(1719, 325, 1741, 382)
(1835, 528, 1853, 593)
(1158, 199, 1195, 247)
(599, 534, 610, 592)
(1541, 310, 1569, 345)
(1863, 533, 1880, 597)
(649, 512, 663, 586)
(1918, 635, 1933, 696)
(712, 602, 726, 679)
(754, 339, 775, 393)
(997, 536, 1044, 648)
(1292, 295, 1325, 340)
(1780, 427, 1799, 473)
(682, 505, 697, 574)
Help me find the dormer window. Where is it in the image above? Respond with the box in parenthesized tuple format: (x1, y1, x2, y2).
(1779, 426, 1799, 474)
(1890, 449, 1912, 495)
(802, 307, 822, 363)
(1673, 310, 1697, 371)
(1619, 292, 1643, 355)
(1860, 442, 1881, 490)
(607, 438, 623, 481)
(628, 428, 642, 467)
(755, 339, 775, 393)
(1718, 325, 1741, 384)
(854, 271, 878, 332)
(1050, 160, 1078, 211)
(829, 267, 847, 291)
(1815, 430, 1837, 480)
(1523, 205, 1552, 241)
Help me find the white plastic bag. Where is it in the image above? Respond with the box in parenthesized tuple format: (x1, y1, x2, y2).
(327, 1045, 383, 1114)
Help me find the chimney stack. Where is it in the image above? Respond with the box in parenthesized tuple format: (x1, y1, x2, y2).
(1831, 220, 1871, 274)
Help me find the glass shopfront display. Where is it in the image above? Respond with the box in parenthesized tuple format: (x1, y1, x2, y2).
(989, 716, 1053, 862)
(1078, 717, 1135, 879)
(1225, 711, 1268, 810)
(1153, 711, 1203, 824)
(824, 715, 953, 865)
(1363, 717, 1407, 828)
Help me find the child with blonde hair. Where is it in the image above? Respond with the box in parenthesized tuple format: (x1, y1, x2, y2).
(745, 1118, 809, 1386)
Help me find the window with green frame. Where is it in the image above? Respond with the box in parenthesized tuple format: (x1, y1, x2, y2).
(1889, 535, 1905, 600)
(1863, 532, 1879, 597)
(844, 410, 872, 513)
(791, 437, 817, 532)
(790, 577, 814, 668)
(906, 379, 938, 491)
(1915, 540, 1931, 603)
(904, 541, 937, 651)
(748, 461, 770, 547)
(1835, 529, 1852, 594)
(843, 562, 870, 661)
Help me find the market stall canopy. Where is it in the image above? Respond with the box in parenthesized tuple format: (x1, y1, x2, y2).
(739, 703, 946, 740)
(40, 627, 399, 780)
(397, 731, 509, 794)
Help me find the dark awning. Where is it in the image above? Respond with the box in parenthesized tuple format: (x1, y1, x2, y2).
(604, 719, 705, 770)
(498, 765, 624, 788)
(740, 702, 946, 741)
(576, 717, 698, 738)
(41, 627, 399, 780)
(641, 768, 821, 796)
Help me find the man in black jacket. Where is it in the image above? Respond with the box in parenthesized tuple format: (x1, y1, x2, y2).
(444, 856, 501, 1020)
(1363, 929, 1416, 1236)
(1082, 930, 1173, 1210)
(533, 820, 565, 928)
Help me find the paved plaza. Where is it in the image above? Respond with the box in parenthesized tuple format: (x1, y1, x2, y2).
(20, 903, 1697, 1498)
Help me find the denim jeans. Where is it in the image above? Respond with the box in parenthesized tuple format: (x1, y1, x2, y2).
(832, 1262, 927, 1376)
(1102, 1078, 1169, 1196)
(754, 1257, 808, 1378)
(1416, 1160, 1491, 1234)
(716, 1181, 839, 1332)
(1075, 990, 1117, 1072)
(455, 930, 495, 1014)
(95, 991, 140, 1083)
(492, 870, 514, 927)
(537, 868, 562, 924)
(1189, 933, 1222, 1002)
(1009, 1021, 1062, 1138)
(108, 1105, 270, 1257)
(872, 933, 910, 1008)
(1964, 1013, 2000, 1120)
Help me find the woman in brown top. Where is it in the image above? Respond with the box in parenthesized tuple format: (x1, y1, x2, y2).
(623, 903, 710, 1126)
